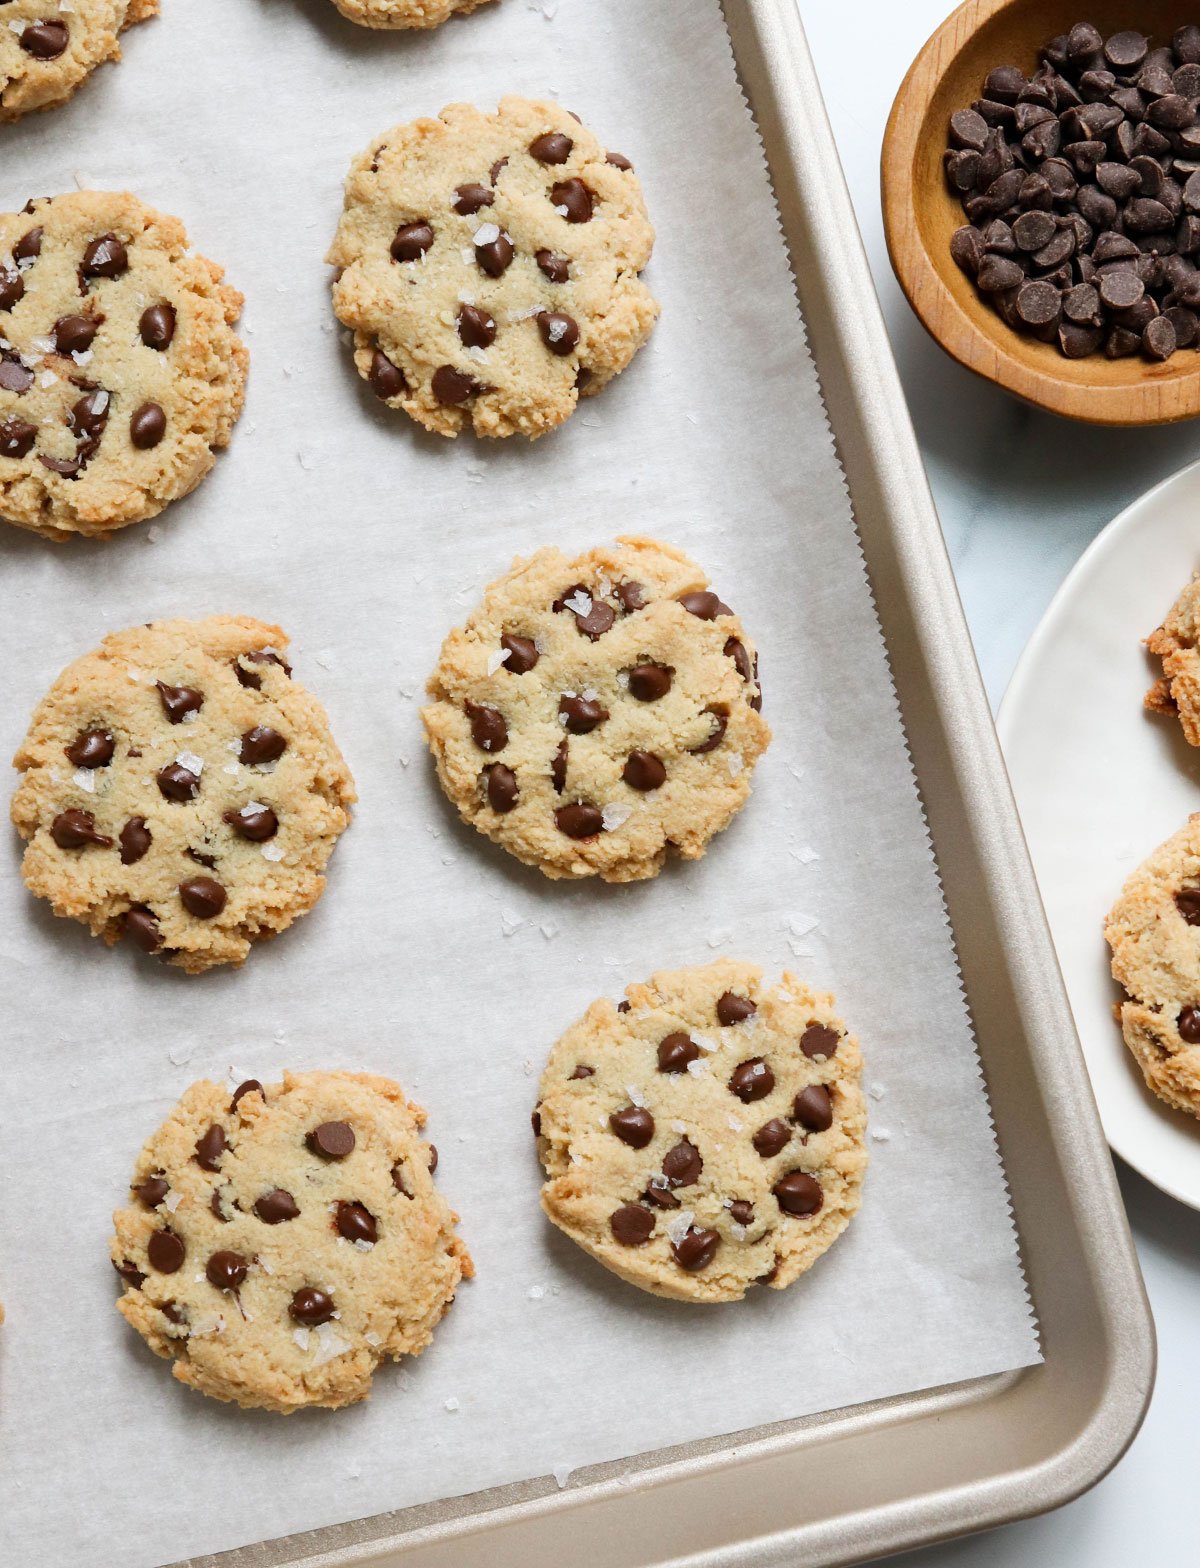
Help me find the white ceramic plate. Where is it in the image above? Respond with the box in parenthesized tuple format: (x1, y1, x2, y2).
(998, 458, 1200, 1211)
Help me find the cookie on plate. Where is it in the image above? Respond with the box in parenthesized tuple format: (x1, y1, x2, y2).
(534, 961, 867, 1303)
(1145, 573, 1200, 744)
(11, 616, 354, 973)
(422, 537, 770, 882)
(0, 190, 247, 541)
(1106, 813, 1200, 1119)
(111, 1071, 473, 1412)
(328, 96, 658, 439)
(0, 0, 156, 122)
(328, 0, 494, 27)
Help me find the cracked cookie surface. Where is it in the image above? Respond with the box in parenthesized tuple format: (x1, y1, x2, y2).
(328, 0, 494, 27)
(0, 0, 156, 122)
(328, 96, 658, 439)
(11, 616, 354, 973)
(111, 1071, 473, 1412)
(0, 190, 247, 540)
(1106, 813, 1200, 1118)
(421, 537, 770, 882)
(535, 961, 867, 1303)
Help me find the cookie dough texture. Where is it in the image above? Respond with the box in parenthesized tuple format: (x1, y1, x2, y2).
(1145, 574, 1200, 744)
(1106, 814, 1200, 1119)
(329, 0, 493, 27)
(0, 0, 155, 121)
(422, 537, 770, 882)
(536, 961, 867, 1303)
(11, 616, 354, 973)
(111, 1072, 473, 1412)
(0, 190, 247, 540)
(328, 96, 658, 439)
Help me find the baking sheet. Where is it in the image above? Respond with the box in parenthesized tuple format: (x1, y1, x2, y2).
(0, 1, 1039, 1564)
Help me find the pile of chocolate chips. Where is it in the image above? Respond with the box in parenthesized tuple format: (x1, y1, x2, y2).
(946, 22, 1200, 361)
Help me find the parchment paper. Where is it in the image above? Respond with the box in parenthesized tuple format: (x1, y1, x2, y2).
(0, 2, 1039, 1563)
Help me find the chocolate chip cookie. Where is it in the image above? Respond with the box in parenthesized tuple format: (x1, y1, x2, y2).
(422, 537, 770, 882)
(535, 961, 867, 1303)
(111, 1071, 473, 1412)
(1145, 573, 1200, 744)
(0, 190, 247, 540)
(328, 96, 658, 439)
(11, 616, 354, 973)
(0, 0, 155, 121)
(1106, 813, 1200, 1118)
(328, 0, 494, 27)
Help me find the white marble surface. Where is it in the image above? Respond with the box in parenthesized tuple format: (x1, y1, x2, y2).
(800, 4, 1199, 1563)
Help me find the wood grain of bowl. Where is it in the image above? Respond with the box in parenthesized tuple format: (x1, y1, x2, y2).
(884, 0, 1200, 425)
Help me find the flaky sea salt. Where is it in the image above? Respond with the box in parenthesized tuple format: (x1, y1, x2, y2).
(665, 1210, 695, 1246)
(292, 1328, 310, 1351)
(363, 1330, 383, 1347)
(444, 1396, 460, 1412)
(487, 647, 511, 676)
(473, 222, 500, 246)
(788, 913, 819, 938)
(313, 1322, 352, 1365)
(563, 590, 592, 617)
(72, 769, 96, 793)
(222, 762, 240, 776)
(162, 1191, 182, 1213)
(726, 1114, 745, 1132)
(692, 1031, 718, 1053)
(261, 843, 285, 862)
(190, 1312, 225, 1338)
(685, 1058, 707, 1077)
(626, 1083, 647, 1108)
(601, 802, 632, 831)
(727, 753, 744, 777)
(868, 1083, 886, 1101)
(793, 845, 820, 864)
(176, 751, 204, 777)
(871, 1127, 892, 1143)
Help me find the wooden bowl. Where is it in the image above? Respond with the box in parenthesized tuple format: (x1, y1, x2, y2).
(884, 0, 1200, 425)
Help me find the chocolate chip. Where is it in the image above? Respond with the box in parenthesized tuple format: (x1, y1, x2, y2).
(623, 750, 665, 791)
(642, 1184, 680, 1209)
(123, 905, 162, 952)
(717, 991, 756, 1026)
(551, 739, 568, 794)
(1145, 316, 1178, 361)
(156, 762, 199, 801)
(132, 1174, 169, 1208)
(1106, 30, 1148, 70)
(671, 1227, 719, 1271)
(140, 303, 176, 350)
(609, 1105, 655, 1148)
(290, 1287, 335, 1326)
(485, 763, 519, 813)
(369, 348, 406, 400)
(614, 580, 645, 612)
(235, 649, 290, 690)
(551, 179, 593, 223)
(12, 227, 42, 263)
(793, 1085, 833, 1132)
(130, 402, 166, 450)
(114, 1258, 146, 1289)
(69, 390, 109, 442)
(82, 234, 128, 280)
(50, 809, 112, 849)
(452, 183, 493, 215)
(729, 1200, 755, 1226)
(1179, 1005, 1200, 1042)
(536, 249, 570, 283)
(689, 707, 728, 754)
(223, 804, 278, 841)
(1100, 271, 1145, 311)
(570, 1064, 595, 1079)
(662, 1137, 702, 1186)
(555, 588, 615, 639)
(20, 21, 69, 58)
(391, 1163, 414, 1198)
(0, 268, 24, 311)
(752, 1118, 791, 1157)
(475, 230, 514, 276)
(66, 728, 114, 769)
(307, 1121, 355, 1159)
(489, 156, 509, 185)
(240, 725, 287, 765)
(147, 1230, 185, 1273)
(531, 1108, 541, 1137)
(729, 1058, 775, 1102)
(555, 801, 602, 838)
(678, 589, 731, 619)
(156, 681, 203, 723)
(180, 876, 226, 919)
(611, 1204, 654, 1245)
(606, 151, 634, 170)
(432, 365, 485, 405)
(774, 1170, 823, 1216)
(1176, 888, 1200, 924)
(801, 1023, 840, 1060)
(559, 694, 608, 734)
(626, 661, 671, 701)
(537, 311, 581, 356)
(195, 1124, 226, 1170)
(335, 1200, 377, 1244)
(391, 221, 434, 262)
(161, 1301, 186, 1325)
(657, 1031, 700, 1073)
(0, 356, 33, 395)
(530, 131, 573, 163)
(427, 1145, 438, 1173)
(52, 315, 99, 356)
(206, 1250, 248, 1291)
(465, 700, 507, 752)
(0, 416, 36, 458)
(500, 633, 539, 673)
(458, 304, 496, 348)
(186, 847, 217, 870)
(231, 1080, 264, 1110)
